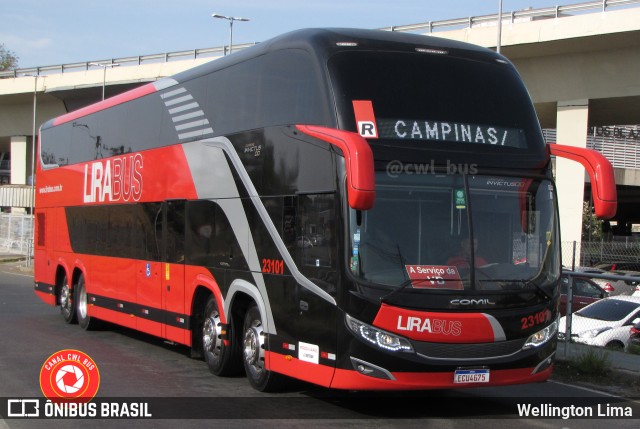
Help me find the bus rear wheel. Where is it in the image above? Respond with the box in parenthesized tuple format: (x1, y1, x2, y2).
(242, 304, 285, 392)
(60, 274, 77, 324)
(202, 295, 241, 376)
(76, 274, 101, 331)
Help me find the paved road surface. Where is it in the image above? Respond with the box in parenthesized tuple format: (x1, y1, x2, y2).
(0, 265, 638, 428)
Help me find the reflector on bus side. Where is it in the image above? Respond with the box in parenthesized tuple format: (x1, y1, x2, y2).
(548, 143, 617, 219)
(296, 125, 375, 210)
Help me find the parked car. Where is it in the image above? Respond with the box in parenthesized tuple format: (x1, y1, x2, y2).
(594, 262, 640, 272)
(566, 266, 615, 294)
(593, 262, 640, 289)
(559, 274, 608, 315)
(558, 295, 640, 351)
(629, 320, 640, 349)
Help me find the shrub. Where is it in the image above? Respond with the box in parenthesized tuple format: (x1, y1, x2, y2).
(573, 349, 611, 376)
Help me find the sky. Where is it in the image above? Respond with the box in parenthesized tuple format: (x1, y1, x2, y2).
(2, 0, 592, 69)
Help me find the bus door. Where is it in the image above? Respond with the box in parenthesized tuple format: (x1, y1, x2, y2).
(135, 203, 162, 335)
(294, 193, 340, 383)
(161, 200, 187, 343)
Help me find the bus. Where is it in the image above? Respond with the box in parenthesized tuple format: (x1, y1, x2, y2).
(34, 28, 616, 392)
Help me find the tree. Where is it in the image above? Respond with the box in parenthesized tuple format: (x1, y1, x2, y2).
(582, 201, 603, 241)
(0, 43, 19, 71)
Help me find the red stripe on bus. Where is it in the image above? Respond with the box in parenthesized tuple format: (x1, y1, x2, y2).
(265, 351, 335, 387)
(373, 303, 500, 343)
(330, 365, 552, 390)
(52, 83, 158, 126)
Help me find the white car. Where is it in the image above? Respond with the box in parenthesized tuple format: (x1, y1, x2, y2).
(558, 295, 640, 350)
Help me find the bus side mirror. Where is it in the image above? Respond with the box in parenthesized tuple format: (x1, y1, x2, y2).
(297, 125, 375, 210)
(548, 143, 617, 219)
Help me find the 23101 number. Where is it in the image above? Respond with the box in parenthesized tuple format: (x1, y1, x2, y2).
(521, 310, 551, 330)
(262, 258, 285, 275)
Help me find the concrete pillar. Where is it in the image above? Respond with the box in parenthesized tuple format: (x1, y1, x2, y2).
(10, 135, 28, 185)
(555, 100, 589, 248)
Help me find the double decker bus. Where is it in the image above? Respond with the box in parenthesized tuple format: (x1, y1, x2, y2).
(34, 28, 616, 391)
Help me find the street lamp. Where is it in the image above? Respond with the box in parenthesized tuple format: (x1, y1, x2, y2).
(89, 62, 120, 100)
(22, 74, 46, 265)
(211, 13, 250, 55)
(497, 0, 503, 54)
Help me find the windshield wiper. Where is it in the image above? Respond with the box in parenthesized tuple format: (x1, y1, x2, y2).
(379, 278, 414, 304)
(380, 245, 413, 303)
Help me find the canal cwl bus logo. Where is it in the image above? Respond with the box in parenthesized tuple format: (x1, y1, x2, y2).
(450, 298, 496, 306)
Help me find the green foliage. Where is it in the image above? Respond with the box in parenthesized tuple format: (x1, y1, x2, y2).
(0, 43, 19, 71)
(573, 348, 611, 376)
(628, 344, 640, 355)
(582, 201, 603, 241)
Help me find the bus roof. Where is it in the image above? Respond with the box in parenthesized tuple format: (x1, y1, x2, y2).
(41, 28, 507, 132)
(173, 27, 504, 84)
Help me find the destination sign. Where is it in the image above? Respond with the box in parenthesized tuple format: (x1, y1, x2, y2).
(377, 119, 526, 148)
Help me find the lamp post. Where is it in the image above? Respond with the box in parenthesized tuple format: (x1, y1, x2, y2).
(89, 62, 120, 100)
(211, 13, 250, 55)
(497, 0, 503, 54)
(22, 74, 46, 265)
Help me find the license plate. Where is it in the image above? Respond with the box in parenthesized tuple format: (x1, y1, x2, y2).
(454, 369, 490, 384)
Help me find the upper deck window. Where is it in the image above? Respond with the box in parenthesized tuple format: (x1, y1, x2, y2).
(328, 51, 544, 154)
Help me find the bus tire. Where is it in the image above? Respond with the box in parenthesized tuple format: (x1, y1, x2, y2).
(60, 274, 77, 324)
(242, 303, 285, 392)
(202, 295, 241, 376)
(76, 274, 102, 331)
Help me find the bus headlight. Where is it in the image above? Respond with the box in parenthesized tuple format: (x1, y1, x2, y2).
(345, 314, 413, 352)
(523, 317, 558, 349)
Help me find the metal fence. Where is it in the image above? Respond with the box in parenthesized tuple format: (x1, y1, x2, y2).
(0, 213, 33, 255)
(559, 241, 640, 356)
(561, 240, 640, 268)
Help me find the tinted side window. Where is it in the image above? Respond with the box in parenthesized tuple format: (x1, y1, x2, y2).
(205, 49, 330, 136)
(185, 200, 247, 270)
(41, 125, 71, 167)
(259, 49, 329, 126)
(164, 200, 185, 264)
(41, 92, 170, 167)
(296, 193, 337, 294)
(66, 203, 161, 260)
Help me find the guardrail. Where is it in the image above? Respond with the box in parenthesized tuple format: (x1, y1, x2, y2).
(0, 42, 258, 79)
(379, 0, 640, 33)
(2, 1, 639, 79)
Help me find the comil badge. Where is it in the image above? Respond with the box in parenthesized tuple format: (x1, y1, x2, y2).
(40, 349, 100, 402)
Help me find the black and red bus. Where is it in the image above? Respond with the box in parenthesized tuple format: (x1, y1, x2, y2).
(34, 28, 616, 391)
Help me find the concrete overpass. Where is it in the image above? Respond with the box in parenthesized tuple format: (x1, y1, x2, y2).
(419, 1, 640, 242)
(1, 1, 640, 243)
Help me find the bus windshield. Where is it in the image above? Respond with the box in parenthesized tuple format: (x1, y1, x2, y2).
(348, 173, 560, 294)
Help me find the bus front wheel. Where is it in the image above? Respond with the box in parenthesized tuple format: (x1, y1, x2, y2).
(242, 303, 285, 392)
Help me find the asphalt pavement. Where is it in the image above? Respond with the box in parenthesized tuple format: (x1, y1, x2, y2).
(2, 254, 638, 376)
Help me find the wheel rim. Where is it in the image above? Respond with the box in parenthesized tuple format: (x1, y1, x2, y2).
(203, 310, 222, 358)
(78, 283, 87, 320)
(60, 283, 71, 316)
(243, 319, 265, 375)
